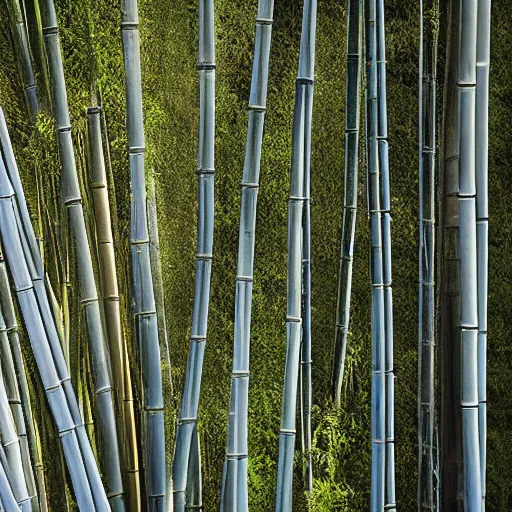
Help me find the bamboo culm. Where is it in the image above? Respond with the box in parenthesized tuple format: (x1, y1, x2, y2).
(39, 1, 125, 508)
(121, 1, 166, 509)
(6, 0, 39, 118)
(476, 1, 490, 509)
(0, 163, 101, 511)
(86, 106, 141, 512)
(375, 1, 396, 509)
(418, 0, 440, 509)
(364, 0, 386, 508)
(275, 1, 317, 510)
(457, 1, 482, 509)
(0, 454, 20, 512)
(220, 1, 274, 510)
(173, 2, 215, 510)
(0, 254, 47, 512)
(332, 0, 363, 405)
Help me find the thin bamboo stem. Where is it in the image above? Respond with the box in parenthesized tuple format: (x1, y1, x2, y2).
(457, 1, 482, 509)
(173, 1, 215, 510)
(475, 1, 490, 509)
(86, 106, 141, 512)
(332, 0, 363, 405)
(121, 2, 166, 509)
(220, 1, 274, 510)
(418, 0, 440, 509)
(275, 1, 317, 510)
(365, 0, 386, 508)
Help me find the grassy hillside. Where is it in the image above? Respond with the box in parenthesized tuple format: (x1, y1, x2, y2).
(0, 0, 510, 510)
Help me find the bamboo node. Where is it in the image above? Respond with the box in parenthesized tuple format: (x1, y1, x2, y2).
(198, 63, 216, 71)
(280, 428, 296, 435)
(57, 124, 71, 133)
(196, 168, 215, 175)
(296, 77, 314, 85)
(286, 316, 301, 323)
(63, 196, 82, 206)
(196, 253, 213, 260)
(42, 26, 58, 35)
(190, 335, 206, 342)
(16, 284, 33, 293)
(236, 275, 253, 283)
(86, 106, 101, 115)
(248, 104, 266, 112)
(289, 195, 306, 202)
(121, 21, 139, 30)
(241, 182, 259, 189)
(255, 17, 273, 25)
(96, 385, 113, 395)
(177, 417, 197, 425)
(134, 309, 156, 316)
(128, 146, 145, 155)
(107, 491, 125, 499)
(232, 370, 249, 378)
(226, 452, 248, 459)
(130, 237, 150, 245)
(81, 297, 99, 306)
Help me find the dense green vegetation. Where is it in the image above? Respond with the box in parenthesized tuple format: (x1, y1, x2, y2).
(0, 0, 511, 510)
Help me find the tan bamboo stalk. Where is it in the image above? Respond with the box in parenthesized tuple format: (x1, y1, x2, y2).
(87, 106, 141, 511)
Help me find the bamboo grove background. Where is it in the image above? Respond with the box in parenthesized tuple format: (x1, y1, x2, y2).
(0, 0, 512, 510)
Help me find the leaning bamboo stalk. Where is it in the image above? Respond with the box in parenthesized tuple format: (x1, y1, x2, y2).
(38, 1, 125, 508)
(173, 2, 215, 509)
(332, 0, 363, 405)
(0, 116, 111, 510)
(0, 169, 100, 511)
(121, 2, 166, 509)
(220, 1, 274, 510)
(6, 0, 39, 119)
(0, 257, 47, 512)
(0, 454, 20, 512)
(0, 312, 38, 512)
(418, 0, 440, 509)
(364, 0, 386, 509)
(457, 1, 482, 509)
(275, 1, 317, 510)
(86, 106, 141, 512)
(375, 1, 396, 509)
(475, 1, 490, 508)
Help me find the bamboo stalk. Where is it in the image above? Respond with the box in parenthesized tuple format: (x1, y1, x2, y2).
(476, 1, 490, 509)
(0, 454, 20, 512)
(457, 1, 482, 509)
(364, 0, 386, 509)
(332, 0, 363, 405)
(86, 106, 141, 512)
(220, 2, 274, 510)
(6, 0, 39, 119)
(0, 166, 100, 511)
(275, 1, 317, 510)
(375, 1, 396, 509)
(418, 0, 440, 509)
(38, 1, 125, 508)
(173, 2, 215, 510)
(120, 2, 166, 509)
(0, 254, 47, 512)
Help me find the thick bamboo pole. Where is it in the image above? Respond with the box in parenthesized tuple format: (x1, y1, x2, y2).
(332, 0, 363, 405)
(375, 1, 395, 509)
(275, 1, 317, 510)
(120, 1, 166, 509)
(418, 0, 440, 509)
(364, 0, 386, 509)
(0, 167, 100, 511)
(457, 1, 482, 509)
(38, 1, 125, 508)
(86, 106, 141, 512)
(220, 2, 275, 510)
(6, 0, 39, 119)
(0, 455, 20, 512)
(475, 1, 490, 509)
(173, 2, 215, 510)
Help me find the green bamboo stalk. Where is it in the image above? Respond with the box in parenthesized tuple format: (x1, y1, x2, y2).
(457, 1, 482, 509)
(220, 1, 274, 510)
(38, 1, 125, 508)
(275, 1, 317, 510)
(418, 0, 440, 509)
(173, 2, 215, 510)
(120, 2, 166, 509)
(0, 311, 38, 512)
(6, 0, 39, 119)
(0, 168, 99, 511)
(476, 2, 490, 509)
(0, 254, 47, 512)
(375, 1, 395, 509)
(332, 0, 363, 405)
(0, 365, 32, 511)
(364, 0, 386, 508)
(86, 106, 141, 512)
(0, 454, 20, 512)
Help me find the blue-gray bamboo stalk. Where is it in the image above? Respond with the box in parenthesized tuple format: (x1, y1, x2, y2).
(0, 454, 20, 512)
(457, 1, 482, 509)
(332, 0, 363, 405)
(365, 0, 386, 508)
(418, 0, 440, 509)
(275, 1, 317, 510)
(476, 1, 490, 509)
(121, 2, 166, 509)
(173, 2, 215, 510)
